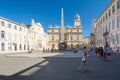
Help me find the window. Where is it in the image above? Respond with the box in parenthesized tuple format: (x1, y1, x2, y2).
(113, 35, 115, 44)
(38, 43, 41, 48)
(106, 13, 107, 19)
(112, 19, 115, 29)
(24, 44, 26, 50)
(100, 28, 102, 34)
(106, 25, 108, 32)
(71, 44, 73, 48)
(112, 5, 115, 13)
(101, 18, 102, 23)
(52, 44, 54, 49)
(52, 29, 54, 32)
(8, 24, 11, 28)
(1, 31, 5, 39)
(64, 34, 67, 40)
(109, 22, 111, 31)
(117, 16, 120, 27)
(52, 36, 54, 41)
(14, 43, 17, 51)
(109, 9, 111, 17)
(14, 26, 17, 30)
(8, 43, 12, 51)
(116, 34, 119, 44)
(19, 44, 22, 50)
(71, 36, 73, 41)
(59, 35, 61, 40)
(117, 0, 120, 9)
(103, 16, 105, 21)
(77, 29, 79, 32)
(103, 26, 104, 33)
(1, 21, 5, 26)
(1, 43, 5, 51)
(103, 26, 106, 33)
(77, 36, 79, 41)
(19, 27, 22, 31)
(59, 29, 60, 32)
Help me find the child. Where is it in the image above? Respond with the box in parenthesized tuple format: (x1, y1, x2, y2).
(77, 53, 88, 72)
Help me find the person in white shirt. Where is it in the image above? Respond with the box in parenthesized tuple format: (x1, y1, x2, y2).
(77, 53, 88, 72)
(106, 45, 112, 61)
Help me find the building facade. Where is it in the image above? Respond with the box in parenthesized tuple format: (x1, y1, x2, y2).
(83, 36, 91, 48)
(0, 16, 28, 53)
(92, 0, 120, 50)
(27, 19, 48, 52)
(48, 8, 82, 50)
(0, 17, 47, 54)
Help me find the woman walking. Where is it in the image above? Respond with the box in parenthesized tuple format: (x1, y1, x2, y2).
(77, 53, 88, 72)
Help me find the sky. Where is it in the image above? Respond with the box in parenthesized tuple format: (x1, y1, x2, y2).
(0, 0, 111, 38)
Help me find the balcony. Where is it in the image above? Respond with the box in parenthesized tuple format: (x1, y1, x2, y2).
(103, 31, 109, 37)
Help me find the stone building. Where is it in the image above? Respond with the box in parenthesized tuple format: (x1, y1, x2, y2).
(27, 19, 47, 52)
(92, 0, 120, 50)
(83, 36, 91, 48)
(48, 8, 82, 50)
(0, 16, 28, 53)
(0, 16, 48, 54)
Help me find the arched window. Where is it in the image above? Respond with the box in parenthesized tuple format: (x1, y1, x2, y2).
(71, 36, 73, 41)
(52, 44, 54, 48)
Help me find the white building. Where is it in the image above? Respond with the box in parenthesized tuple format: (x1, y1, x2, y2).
(27, 19, 48, 52)
(0, 17, 48, 54)
(0, 16, 28, 53)
(92, 0, 120, 50)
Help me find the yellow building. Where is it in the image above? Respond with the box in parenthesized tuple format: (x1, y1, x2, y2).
(48, 8, 82, 50)
(83, 36, 91, 48)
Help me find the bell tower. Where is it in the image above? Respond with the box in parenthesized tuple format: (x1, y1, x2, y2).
(74, 14, 81, 27)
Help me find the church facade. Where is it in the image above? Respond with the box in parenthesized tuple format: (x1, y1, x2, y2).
(48, 8, 82, 50)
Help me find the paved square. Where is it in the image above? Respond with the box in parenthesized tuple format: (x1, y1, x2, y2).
(0, 51, 120, 80)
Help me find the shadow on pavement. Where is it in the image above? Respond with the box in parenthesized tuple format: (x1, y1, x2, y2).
(0, 51, 120, 80)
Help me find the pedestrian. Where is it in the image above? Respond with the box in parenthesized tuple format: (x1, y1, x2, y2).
(100, 47, 104, 58)
(116, 47, 120, 55)
(106, 45, 112, 61)
(77, 53, 88, 72)
(97, 47, 101, 57)
(74, 48, 78, 53)
(95, 47, 98, 55)
(103, 48, 107, 59)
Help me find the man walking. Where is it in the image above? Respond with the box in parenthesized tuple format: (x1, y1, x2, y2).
(106, 45, 112, 61)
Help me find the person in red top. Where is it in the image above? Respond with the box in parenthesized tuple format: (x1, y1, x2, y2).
(103, 48, 107, 59)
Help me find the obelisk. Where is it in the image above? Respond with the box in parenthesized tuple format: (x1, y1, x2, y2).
(61, 8, 64, 42)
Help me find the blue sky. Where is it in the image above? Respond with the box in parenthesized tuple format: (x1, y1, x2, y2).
(0, 0, 110, 38)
